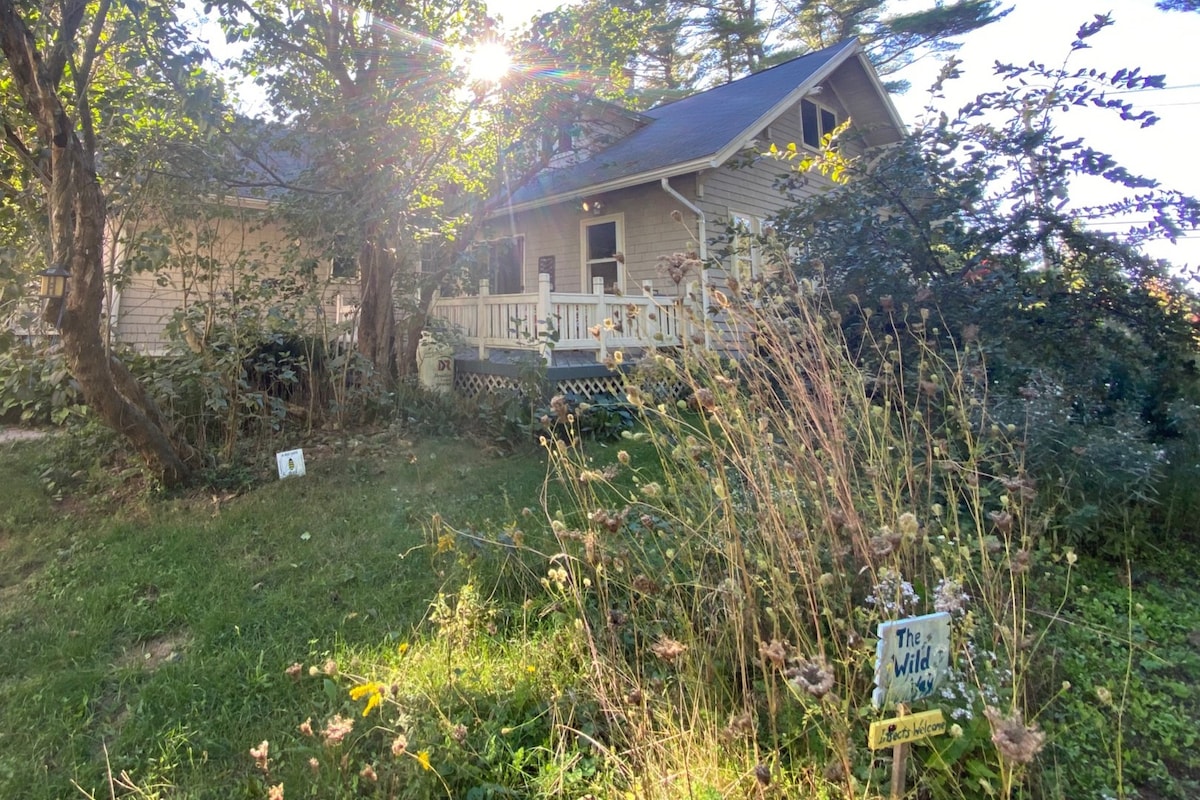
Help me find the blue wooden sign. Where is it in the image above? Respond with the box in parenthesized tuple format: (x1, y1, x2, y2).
(873, 612, 951, 708)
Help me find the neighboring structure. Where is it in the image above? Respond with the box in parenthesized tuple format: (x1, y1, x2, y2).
(431, 37, 905, 394)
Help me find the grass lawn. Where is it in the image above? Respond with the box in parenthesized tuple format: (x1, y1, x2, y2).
(0, 432, 555, 799)
(3, 425, 1200, 799)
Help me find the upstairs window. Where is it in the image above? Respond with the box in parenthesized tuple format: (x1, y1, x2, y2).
(800, 98, 840, 150)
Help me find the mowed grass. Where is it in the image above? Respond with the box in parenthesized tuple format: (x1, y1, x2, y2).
(0, 433, 553, 799)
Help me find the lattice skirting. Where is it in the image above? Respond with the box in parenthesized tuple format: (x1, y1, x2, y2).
(454, 365, 685, 402)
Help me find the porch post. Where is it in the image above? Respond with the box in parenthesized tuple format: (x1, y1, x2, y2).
(593, 276, 607, 363)
(537, 272, 552, 365)
(642, 281, 656, 346)
(477, 279, 489, 360)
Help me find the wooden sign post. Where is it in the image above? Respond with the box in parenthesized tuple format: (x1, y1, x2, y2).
(872, 612, 952, 798)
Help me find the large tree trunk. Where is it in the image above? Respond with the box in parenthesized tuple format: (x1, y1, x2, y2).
(1, 0, 194, 486)
(355, 232, 398, 387)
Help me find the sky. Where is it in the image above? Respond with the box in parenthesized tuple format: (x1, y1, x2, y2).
(485, 0, 1200, 269)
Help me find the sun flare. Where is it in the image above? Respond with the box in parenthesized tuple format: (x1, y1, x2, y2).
(463, 41, 512, 84)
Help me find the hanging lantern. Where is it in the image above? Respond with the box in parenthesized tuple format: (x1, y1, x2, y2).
(37, 265, 70, 299)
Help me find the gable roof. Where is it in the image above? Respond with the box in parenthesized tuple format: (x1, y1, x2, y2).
(500, 38, 903, 214)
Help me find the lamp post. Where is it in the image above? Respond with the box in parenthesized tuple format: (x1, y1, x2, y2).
(37, 264, 69, 328)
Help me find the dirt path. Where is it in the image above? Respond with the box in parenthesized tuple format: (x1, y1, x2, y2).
(0, 428, 48, 444)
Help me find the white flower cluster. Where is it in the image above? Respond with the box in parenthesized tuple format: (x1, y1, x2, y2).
(864, 568, 920, 615)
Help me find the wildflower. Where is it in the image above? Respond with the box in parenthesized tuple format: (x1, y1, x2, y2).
(933, 578, 970, 616)
(897, 512, 920, 539)
(285, 662, 303, 680)
(754, 763, 771, 787)
(640, 482, 662, 498)
(725, 710, 754, 738)
(692, 388, 716, 411)
(613, 350, 624, 365)
(451, 723, 468, 744)
(1096, 686, 1113, 705)
(671, 209, 683, 222)
(391, 734, 409, 756)
(349, 681, 384, 717)
(416, 750, 433, 771)
(322, 659, 338, 676)
(360, 764, 378, 782)
(983, 706, 1045, 764)
(398, 642, 410, 656)
(307, 757, 320, 774)
(249, 740, 270, 772)
(268, 783, 284, 800)
(989, 510, 1014, 534)
(631, 574, 659, 594)
(651, 637, 688, 663)
(950, 724, 964, 738)
(298, 717, 314, 737)
(868, 535, 895, 558)
(758, 639, 789, 669)
(786, 657, 835, 698)
(617, 450, 630, 465)
(322, 714, 355, 746)
(865, 568, 920, 615)
(308, 665, 321, 677)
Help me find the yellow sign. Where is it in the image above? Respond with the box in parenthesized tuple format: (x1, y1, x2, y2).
(868, 709, 946, 750)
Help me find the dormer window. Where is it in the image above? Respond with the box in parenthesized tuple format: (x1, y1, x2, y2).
(800, 98, 840, 150)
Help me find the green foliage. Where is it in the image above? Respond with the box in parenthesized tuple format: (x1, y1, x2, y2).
(0, 341, 86, 426)
(771, 18, 1200, 553)
(1033, 551, 1200, 799)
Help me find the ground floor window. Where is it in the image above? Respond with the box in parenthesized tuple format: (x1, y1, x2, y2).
(583, 215, 623, 293)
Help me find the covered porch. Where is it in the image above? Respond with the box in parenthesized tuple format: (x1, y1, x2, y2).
(429, 272, 696, 365)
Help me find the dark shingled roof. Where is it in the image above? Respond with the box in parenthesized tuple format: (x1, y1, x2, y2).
(506, 39, 859, 207)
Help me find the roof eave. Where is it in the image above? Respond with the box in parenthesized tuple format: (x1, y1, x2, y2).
(489, 156, 716, 217)
(855, 51, 908, 137)
(709, 38, 861, 167)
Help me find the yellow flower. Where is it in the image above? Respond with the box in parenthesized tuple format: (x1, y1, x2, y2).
(349, 682, 384, 716)
(416, 749, 432, 771)
(398, 642, 410, 656)
(613, 350, 624, 365)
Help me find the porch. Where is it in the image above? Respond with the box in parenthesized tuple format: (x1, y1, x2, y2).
(429, 272, 695, 365)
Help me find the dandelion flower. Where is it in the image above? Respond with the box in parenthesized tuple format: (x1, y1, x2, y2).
(416, 750, 433, 771)
(983, 706, 1045, 764)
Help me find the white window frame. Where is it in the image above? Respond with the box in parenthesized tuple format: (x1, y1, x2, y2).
(729, 211, 764, 282)
(799, 97, 841, 151)
(581, 214, 625, 294)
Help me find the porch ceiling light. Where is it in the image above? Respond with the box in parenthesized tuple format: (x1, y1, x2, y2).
(37, 264, 70, 300)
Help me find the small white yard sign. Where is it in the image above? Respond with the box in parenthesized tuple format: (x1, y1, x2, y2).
(873, 612, 951, 708)
(276, 448, 306, 479)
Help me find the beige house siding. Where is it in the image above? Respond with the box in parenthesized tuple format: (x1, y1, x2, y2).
(110, 204, 361, 354)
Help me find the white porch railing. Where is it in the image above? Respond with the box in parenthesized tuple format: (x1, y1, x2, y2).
(430, 272, 691, 363)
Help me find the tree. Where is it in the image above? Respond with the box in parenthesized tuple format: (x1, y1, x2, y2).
(0, 0, 214, 485)
(603, 0, 1008, 97)
(208, 0, 500, 384)
(766, 15, 1199, 533)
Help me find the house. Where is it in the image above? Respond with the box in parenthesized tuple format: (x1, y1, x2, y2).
(104, 129, 364, 357)
(430, 37, 905, 397)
